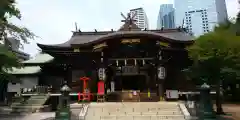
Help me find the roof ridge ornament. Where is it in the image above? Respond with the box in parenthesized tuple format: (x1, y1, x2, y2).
(120, 12, 138, 31)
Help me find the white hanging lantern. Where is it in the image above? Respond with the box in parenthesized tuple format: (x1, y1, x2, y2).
(124, 59, 127, 66)
(110, 81, 115, 92)
(98, 68, 106, 80)
(158, 51, 162, 60)
(116, 60, 119, 66)
(158, 66, 166, 79)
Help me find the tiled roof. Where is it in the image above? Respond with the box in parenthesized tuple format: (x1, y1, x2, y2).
(4, 66, 41, 75)
(22, 53, 54, 64)
(37, 30, 194, 48)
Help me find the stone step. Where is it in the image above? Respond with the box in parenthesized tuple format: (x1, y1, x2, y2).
(87, 116, 185, 120)
(89, 102, 179, 106)
(97, 115, 185, 120)
(12, 105, 46, 108)
(142, 111, 182, 115)
(91, 104, 179, 106)
(92, 106, 180, 109)
(94, 107, 179, 110)
(91, 106, 179, 109)
(88, 111, 182, 116)
(85, 102, 185, 120)
(92, 108, 180, 113)
(11, 95, 50, 113)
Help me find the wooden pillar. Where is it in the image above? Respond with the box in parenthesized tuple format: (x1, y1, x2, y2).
(97, 51, 106, 93)
(67, 67, 72, 87)
(146, 72, 150, 91)
(156, 49, 166, 101)
(158, 81, 164, 100)
(63, 64, 69, 85)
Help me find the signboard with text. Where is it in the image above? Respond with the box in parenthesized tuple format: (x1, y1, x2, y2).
(166, 90, 179, 99)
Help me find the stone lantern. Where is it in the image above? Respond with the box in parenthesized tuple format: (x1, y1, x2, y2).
(60, 84, 71, 108)
(198, 83, 216, 120)
(55, 83, 71, 120)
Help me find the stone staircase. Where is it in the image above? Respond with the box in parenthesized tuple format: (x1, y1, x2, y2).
(85, 102, 187, 120)
(11, 95, 50, 113)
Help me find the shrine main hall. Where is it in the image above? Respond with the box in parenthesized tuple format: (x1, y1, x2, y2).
(9, 13, 194, 102)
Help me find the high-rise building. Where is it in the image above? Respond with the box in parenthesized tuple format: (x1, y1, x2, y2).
(157, 4, 175, 29)
(130, 8, 149, 30)
(174, 0, 228, 36)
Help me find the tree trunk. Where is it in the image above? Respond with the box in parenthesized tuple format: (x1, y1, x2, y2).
(0, 26, 4, 42)
(216, 80, 224, 114)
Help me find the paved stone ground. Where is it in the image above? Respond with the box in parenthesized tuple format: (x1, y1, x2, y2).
(20, 112, 55, 120)
(0, 103, 83, 120)
(214, 104, 240, 120)
(0, 112, 55, 120)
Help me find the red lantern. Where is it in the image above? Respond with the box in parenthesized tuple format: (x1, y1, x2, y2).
(98, 81, 105, 95)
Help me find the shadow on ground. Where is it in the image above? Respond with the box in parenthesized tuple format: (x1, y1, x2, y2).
(216, 113, 236, 120)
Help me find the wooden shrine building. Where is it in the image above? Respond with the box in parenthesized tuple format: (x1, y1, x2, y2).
(21, 13, 194, 101)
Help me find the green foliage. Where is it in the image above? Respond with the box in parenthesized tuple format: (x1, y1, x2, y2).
(236, 12, 240, 25)
(2, 21, 35, 43)
(0, 0, 21, 21)
(236, 12, 240, 36)
(0, 0, 35, 43)
(0, 0, 35, 75)
(186, 20, 240, 84)
(0, 46, 19, 75)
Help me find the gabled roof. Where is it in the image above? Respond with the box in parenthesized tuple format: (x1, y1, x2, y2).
(11, 49, 30, 61)
(4, 53, 54, 75)
(23, 53, 54, 64)
(4, 66, 41, 75)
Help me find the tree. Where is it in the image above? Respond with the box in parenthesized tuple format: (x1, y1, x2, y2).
(236, 12, 240, 36)
(186, 21, 240, 114)
(0, 0, 35, 74)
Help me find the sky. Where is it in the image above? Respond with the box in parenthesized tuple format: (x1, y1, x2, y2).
(12, 0, 239, 56)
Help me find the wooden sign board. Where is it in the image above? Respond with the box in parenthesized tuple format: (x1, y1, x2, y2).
(73, 48, 80, 52)
(156, 41, 170, 47)
(93, 42, 107, 50)
(121, 39, 140, 44)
